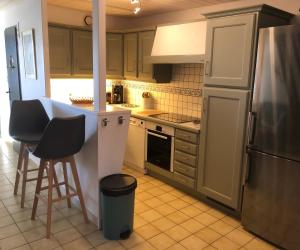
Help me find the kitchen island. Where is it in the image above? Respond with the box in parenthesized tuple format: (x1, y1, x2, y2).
(40, 98, 131, 226)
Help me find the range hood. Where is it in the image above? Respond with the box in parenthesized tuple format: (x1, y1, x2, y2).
(146, 21, 207, 64)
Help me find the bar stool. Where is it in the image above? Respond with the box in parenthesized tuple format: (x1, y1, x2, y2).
(30, 115, 88, 238)
(9, 100, 62, 208)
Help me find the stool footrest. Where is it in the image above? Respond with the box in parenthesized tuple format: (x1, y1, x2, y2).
(40, 181, 65, 191)
(27, 168, 39, 172)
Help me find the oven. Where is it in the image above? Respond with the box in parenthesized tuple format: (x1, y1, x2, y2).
(145, 121, 174, 172)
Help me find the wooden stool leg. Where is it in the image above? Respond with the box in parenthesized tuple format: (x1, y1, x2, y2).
(31, 160, 46, 220)
(14, 142, 25, 195)
(21, 148, 29, 208)
(62, 161, 71, 208)
(46, 161, 54, 238)
(69, 156, 88, 223)
(53, 165, 62, 198)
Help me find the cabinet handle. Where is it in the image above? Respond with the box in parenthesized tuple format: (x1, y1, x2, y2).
(205, 60, 211, 76)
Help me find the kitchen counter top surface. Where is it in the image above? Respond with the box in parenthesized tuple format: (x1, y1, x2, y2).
(112, 104, 201, 133)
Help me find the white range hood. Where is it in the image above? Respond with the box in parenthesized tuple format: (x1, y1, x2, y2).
(147, 21, 207, 64)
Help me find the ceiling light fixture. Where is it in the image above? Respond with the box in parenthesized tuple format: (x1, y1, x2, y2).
(130, 0, 141, 15)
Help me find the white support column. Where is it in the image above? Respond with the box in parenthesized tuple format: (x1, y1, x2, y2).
(93, 0, 106, 112)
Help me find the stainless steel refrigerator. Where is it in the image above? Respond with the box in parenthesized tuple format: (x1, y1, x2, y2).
(242, 24, 300, 250)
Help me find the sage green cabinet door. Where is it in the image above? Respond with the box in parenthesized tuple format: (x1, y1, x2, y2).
(72, 30, 93, 76)
(48, 26, 71, 76)
(138, 31, 155, 80)
(197, 87, 249, 209)
(124, 33, 138, 79)
(204, 14, 255, 88)
(106, 33, 123, 78)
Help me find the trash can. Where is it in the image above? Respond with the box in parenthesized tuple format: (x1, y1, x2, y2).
(100, 174, 137, 240)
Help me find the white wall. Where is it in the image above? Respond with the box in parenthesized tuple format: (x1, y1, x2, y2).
(47, 4, 132, 30)
(125, 0, 300, 28)
(0, 0, 47, 138)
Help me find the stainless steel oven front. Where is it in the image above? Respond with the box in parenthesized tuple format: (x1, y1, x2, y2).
(145, 121, 174, 172)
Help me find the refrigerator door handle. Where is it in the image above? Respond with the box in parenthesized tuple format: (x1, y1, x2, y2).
(248, 112, 257, 145)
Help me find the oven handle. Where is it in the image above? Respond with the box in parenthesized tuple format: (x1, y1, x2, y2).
(147, 131, 169, 140)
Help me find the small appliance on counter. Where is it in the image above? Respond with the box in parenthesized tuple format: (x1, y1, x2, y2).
(112, 84, 123, 104)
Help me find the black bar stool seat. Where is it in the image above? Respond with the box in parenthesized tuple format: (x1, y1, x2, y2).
(30, 115, 88, 238)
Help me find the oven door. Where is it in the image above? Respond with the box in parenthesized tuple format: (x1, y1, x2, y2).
(146, 129, 174, 172)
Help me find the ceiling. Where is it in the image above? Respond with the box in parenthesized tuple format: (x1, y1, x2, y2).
(47, 0, 240, 16)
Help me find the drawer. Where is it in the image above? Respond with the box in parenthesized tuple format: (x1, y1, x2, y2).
(174, 150, 197, 167)
(174, 161, 196, 178)
(175, 139, 197, 155)
(174, 172, 195, 189)
(175, 129, 198, 144)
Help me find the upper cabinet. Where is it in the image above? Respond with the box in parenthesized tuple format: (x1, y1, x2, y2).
(124, 33, 138, 79)
(106, 33, 123, 79)
(204, 14, 255, 89)
(72, 30, 93, 76)
(138, 31, 155, 81)
(48, 26, 72, 77)
(124, 31, 156, 81)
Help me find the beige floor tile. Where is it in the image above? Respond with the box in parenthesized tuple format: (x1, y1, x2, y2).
(54, 227, 81, 244)
(62, 237, 93, 250)
(59, 207, 81, 217)
(96, 240, 125, 250)
(209, 220, 235, 235)
(195, 213, 219, 226)
(221, 215, 241, 228)
(144, 197, 164, 208)
(38, 211, 64, 224)
(169, 190, 186, 198)
(30, 237, 60, 250)
(212, 236, 241, 250)
(0, 233, 27, 250)
(180, 195, 199, 204)
(0, 215, 15, 228)
(140, 209, 162, 222)
(166, 224, 191, 241)
(67, 213, 86, 226)
(244, 238, 276, 250)
(85, 230, 107, 247)
(151, 217, 176, 231)
(23, 226, 47, 243)
(136, 192, 154, 202)
(13, 244, 32, 250)
(119, 232, 145, 248)
(181, 218, 205, 233)
(51, 219, 73, 234)
(157, 193, 177, 203)
(180, 235, 208, 250)
(135, 202, 152, 214)
(202, 246, 217, 250)
(193, 202, 211, 212)
(17, 219, 43, 232)
(160, 184, 175, 192)
(0, 206, 9, 218)
(148, 233, 176, 250)
(148, 187, 166, 196)
(226, 228, 254, 246)
(194, 227, 222, 244)
(134, 214, 148, 229)
(167, 211, 189, 224)
(0, 223, 20, 239)
(129, 241, 156, 250)
(155, 204, 176, 216)
(180, 205, 203, 217)
(166, 243, 186, 250)
(206, 208, 227, 219)
(168, 199, 189, 210)
(135, 224, 160, 240)
(75, 222, 98, 235)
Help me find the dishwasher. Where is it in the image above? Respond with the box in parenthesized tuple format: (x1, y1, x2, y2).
(124, 117, 146, 172)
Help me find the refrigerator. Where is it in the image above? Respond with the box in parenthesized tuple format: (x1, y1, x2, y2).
(242, 25, 300, 250)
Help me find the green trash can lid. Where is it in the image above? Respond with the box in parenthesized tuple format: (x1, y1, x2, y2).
(100, 174, 137, 197)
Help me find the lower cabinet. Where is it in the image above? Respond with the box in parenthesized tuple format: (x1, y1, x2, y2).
(197, 87, 249, 209)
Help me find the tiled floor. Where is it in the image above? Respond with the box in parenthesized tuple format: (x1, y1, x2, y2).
(0, 139, 278, 250)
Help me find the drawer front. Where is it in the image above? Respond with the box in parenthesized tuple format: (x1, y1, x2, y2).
(174, 172, 195, 189)
(174, 161, 196, 178)
(175, 139, 197, 155)
(175, 129, 198, 144)
(174, 150, 197, 167)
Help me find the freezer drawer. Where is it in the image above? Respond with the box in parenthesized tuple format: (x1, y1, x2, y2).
(242, 150, 300, 250)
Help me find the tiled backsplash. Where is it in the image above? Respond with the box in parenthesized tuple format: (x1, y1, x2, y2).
(112, 64, 204, 118)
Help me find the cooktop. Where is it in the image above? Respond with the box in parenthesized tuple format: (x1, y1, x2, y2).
(150, 113, 200, 124)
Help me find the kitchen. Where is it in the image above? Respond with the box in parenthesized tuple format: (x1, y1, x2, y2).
(0, 0, 299, 249)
